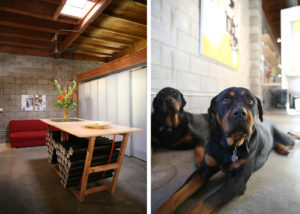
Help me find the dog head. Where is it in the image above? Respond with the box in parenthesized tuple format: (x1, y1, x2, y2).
(208, 87, 263, 146)
(153, 87, 186, 115)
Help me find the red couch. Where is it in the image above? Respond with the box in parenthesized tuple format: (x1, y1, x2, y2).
(9, 120, 52, 148)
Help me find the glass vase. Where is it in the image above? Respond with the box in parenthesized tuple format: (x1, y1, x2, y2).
(63, 108, 68, 119)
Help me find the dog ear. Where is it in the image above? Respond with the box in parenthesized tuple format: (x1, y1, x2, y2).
(179, 92, 186, 110)
(208, 96, 217, 122)
(256, 96, 263, 122)
(152, 96, 159, 112)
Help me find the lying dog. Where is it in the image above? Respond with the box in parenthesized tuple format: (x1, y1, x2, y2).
(152, 87, 210, 166)
(155, 87, 295, 214)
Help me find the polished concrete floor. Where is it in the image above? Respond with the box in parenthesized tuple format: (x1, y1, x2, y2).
(0, 145, 146, 214)
(152, 112, 300, 213)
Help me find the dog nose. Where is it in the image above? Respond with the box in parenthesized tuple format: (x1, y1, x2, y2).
(165, 97, 173, 104)
(232, 107, 247, 119)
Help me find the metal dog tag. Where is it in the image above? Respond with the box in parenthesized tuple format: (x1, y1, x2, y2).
(231, 146, 238, 162)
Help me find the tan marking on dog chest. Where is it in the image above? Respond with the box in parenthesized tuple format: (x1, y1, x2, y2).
(229, 159, 246, 171)
(165, 114, 180, 128)
(205, 154, 219, 168)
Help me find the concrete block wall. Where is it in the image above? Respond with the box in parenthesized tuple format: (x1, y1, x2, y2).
(152, 0, 260, 114)
(0, 53, 101, 143)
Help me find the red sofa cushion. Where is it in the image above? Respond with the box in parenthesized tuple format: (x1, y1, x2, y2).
(10, 120, 47, 132)
(10, 131, 47, 141)
(9, 120, 57, 148)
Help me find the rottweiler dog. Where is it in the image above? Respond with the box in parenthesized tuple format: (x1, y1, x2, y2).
(152, 87, 210, 166)
(155, 87, 295, 214)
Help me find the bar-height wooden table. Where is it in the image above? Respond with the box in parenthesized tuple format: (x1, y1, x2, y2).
(41, 119, 142, 202)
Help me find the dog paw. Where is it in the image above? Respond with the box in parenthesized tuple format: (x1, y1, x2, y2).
(194, 146, 205, 167)
(275, 143, 290, 155)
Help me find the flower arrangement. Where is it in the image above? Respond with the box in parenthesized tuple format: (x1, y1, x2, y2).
(265, 66, 277, 82)
(53, 79, 77, 119)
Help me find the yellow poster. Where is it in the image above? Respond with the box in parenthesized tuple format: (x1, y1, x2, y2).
(200, 0, 240, 69)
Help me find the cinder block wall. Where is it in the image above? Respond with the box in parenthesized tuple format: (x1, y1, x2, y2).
(152, 0, 261, 113)
(0, 53, 101, 143)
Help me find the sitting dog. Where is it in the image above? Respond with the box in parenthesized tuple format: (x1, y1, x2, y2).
(155, 87, 295, 214)
(152, 87, 210, 166)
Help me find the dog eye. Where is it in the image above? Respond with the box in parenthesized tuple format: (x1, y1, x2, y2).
(222, 98, 230, 104)
(248, 99, 254, 105)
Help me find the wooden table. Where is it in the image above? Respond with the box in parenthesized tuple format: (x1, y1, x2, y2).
(41, 119, 142, 202)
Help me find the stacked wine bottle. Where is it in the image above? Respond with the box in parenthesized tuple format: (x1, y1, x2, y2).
(46, 131, 121, 188)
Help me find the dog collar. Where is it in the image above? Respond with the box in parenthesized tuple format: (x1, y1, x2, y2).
(159, 126, 173, 132)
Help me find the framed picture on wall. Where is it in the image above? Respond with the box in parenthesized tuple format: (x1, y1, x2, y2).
(21, 95, 34, 111)
(35, 95, 46, 111)
(200, 0, 240, 69)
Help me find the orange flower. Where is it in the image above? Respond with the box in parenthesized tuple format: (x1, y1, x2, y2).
(58, 96, 63, 100)
(69, 94, 72, 98)
(63, 91, 66, 95)
(74, 94, 78, 99)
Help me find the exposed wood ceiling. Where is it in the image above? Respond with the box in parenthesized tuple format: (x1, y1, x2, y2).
(262, 0, 300, 41)
(0, 0, 147, 62)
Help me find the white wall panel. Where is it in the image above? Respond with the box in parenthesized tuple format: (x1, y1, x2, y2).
(97, 78, 107, 121)
(83, 81, 91, 120)
(131, 68, 147, 161)
(78, 83, 84, 118)
(106, 75, 117, 124)
(90, 80, 98, 120)
(78, 67, 147, 160)
(116, 70, 131, 156)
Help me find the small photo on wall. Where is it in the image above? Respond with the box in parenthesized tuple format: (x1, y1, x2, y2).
(35, 95, 46, 111)
(21, 95, 34, 111)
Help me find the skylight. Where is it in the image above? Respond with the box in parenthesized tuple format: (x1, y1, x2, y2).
(60, 0, 95, 19)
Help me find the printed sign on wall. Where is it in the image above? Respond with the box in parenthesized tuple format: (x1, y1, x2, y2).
(21, 95, 34, 111)
(200, 0, 240, 69)
(35, 95, 46, 111)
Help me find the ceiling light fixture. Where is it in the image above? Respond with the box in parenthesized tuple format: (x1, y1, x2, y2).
(61, 0, 95, 19)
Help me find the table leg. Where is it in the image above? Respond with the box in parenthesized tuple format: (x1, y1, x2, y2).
(110, 133, 129, 193)
(79, 136, 96, 202)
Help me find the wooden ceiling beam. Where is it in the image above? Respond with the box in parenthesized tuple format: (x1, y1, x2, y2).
(0, 32, 59, 43)
(0, 6, 78, 25)
(43, 0, 63, 4)
(131, 0, 147, 8)
(0, 40, 52, 50)
(72, 43, 122, 52)
(101, 12, 146, 27)
(63, 53, 107, 62)
(0, 20, 69, 34)
(0, 45, 52, 57)
(264, 1, 280, 7)
(53, 0, 67, 20)
(89, 26, 146, 39)
(59, 0, 112, 51)
(73, 46, 114, 55)
(78, 35, 132, 46)
(110, 39, 146, 61)
(77, 48, 147, 81)
(68, 49, 113, 58)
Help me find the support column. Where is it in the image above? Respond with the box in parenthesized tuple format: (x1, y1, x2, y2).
(249, 0, 263, 98)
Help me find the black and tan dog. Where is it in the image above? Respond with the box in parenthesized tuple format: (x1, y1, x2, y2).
(155, 87, 295, 214)
(152, 87, 210, 166)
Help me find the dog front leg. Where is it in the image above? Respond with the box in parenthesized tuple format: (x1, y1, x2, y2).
(154, 160, 219, 214)
(189, 176, 246, 214)
(154, 170, 206, 214)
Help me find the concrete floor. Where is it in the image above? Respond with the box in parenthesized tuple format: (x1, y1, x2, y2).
(0, 145, 146, 214)
(152, 112, 300, 213)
